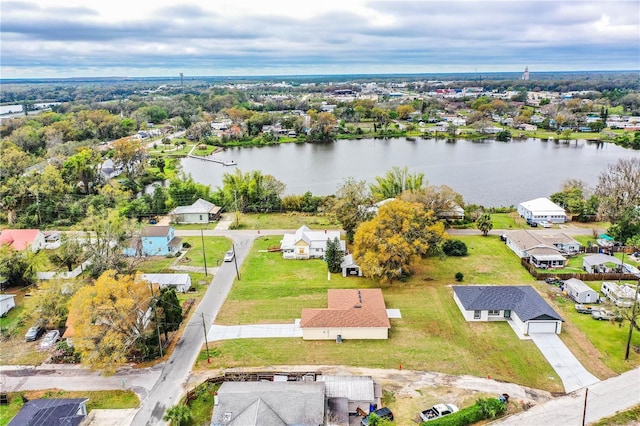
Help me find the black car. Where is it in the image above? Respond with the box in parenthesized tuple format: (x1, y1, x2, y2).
(24, 323, 46, 342)
(362, 407, 394, 425)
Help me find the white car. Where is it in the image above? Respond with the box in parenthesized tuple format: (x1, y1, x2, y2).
(40, 330, 60, 350)
(223, 250, 235, 262)
(539, 220, 552, 228)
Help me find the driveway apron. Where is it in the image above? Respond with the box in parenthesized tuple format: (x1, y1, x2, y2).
(529, 333, 600, 392)
(208, 320, 303, 341)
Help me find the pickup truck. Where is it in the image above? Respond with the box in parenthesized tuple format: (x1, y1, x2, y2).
(575, 304, 596, 314)
(420, 403, 459, 422)
(591, 310, 620, 321)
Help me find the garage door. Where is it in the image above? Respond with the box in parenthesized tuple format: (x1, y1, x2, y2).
(528, 321, 558, 334)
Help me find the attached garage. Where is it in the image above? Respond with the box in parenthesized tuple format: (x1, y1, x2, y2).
(527, 321, 560, 334)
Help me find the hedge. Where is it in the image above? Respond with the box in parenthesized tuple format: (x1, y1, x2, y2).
(420, 398, 506, 426)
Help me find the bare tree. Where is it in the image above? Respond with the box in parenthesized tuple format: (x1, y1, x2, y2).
(595, 158, 640, 222)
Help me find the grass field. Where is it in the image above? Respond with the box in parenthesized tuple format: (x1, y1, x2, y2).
(198, 235, 572, 391)
(180, 236, 232, 268)
(233, 212, 341, 230)
(0, 390, 138, 426)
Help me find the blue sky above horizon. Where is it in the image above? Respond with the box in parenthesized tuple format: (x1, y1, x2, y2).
(1, 0, 638, 78)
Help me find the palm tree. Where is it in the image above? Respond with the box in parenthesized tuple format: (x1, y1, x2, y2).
(476, 213, 493, 236)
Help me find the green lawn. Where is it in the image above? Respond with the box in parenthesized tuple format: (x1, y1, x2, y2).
(181, 236, 232, 268)
(201, 235, 568, 392)
(233, 212, 341, 230)
(0, 390, 139, 426)
(489, 212, 527, 230)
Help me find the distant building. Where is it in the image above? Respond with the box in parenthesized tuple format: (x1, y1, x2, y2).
(522, 66, 530, 81)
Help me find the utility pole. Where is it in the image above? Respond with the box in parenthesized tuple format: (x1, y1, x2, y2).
(149, 283, 163, 358)
(201, 312, 211, 363)
(201, 229, 208, 276)
(624, 274, 640, 360)
(232, 243, 240, 280)
(581, 387, 588, 426)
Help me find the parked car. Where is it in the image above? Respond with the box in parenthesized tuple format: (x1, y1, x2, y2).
(575, 304, 596, 314)
(24, 323, 46, 342)
(539, 220, 552, 228)
(40, 330, 60, 349)
(591, 310, 620, 321)
(223, 250, 235, 262)
(420, 403, 459, 422)
(361, 407, 394, 425)
(545, 277, 564, 286)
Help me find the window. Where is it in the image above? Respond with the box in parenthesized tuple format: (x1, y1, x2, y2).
(473, 310, 481, 319)
(488, 310, 500, 316)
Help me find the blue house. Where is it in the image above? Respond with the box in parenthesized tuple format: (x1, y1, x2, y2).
(125, 226, 182, 257)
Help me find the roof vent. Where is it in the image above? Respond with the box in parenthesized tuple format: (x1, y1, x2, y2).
(354, 304, 362, 308)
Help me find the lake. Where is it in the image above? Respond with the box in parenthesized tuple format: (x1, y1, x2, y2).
(180, 137, 640, 207)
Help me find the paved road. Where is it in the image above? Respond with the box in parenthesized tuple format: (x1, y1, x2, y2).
(491, 366, 640, 425)
(130, 232, 257, 426)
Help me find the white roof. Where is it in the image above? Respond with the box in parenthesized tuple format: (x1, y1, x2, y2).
(317, 375, 374, 402)
(281, 226, 345, 251)
(564, 278, 595, 293)
(0, 294, 16, 302)
(139, 273, 191, 286)
(519, 197, 566, 215)
(170, 198, 218, 215)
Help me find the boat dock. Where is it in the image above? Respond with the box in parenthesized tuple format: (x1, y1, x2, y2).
(187, 154, 237, 166)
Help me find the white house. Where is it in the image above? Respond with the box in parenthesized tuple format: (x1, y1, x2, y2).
(300, 289, 391, 340)
(0, 294, 16, 316)
(280, 225, 345, 260)
(453, 285, 564, 334)
(169, 198, 222, 224)
(564, 278, 599, 304)
(517, 198, 567, 224)
(139, 273, 192, 293)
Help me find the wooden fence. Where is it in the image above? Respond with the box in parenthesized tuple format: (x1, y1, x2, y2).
(520, 258, 639, 281)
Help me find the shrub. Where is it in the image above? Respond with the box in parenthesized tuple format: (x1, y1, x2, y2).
(443, 240, 468, 256)
(455, 272, 464, 282)
(421, 397, 506, 426)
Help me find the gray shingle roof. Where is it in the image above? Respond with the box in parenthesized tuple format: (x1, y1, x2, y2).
(453, 285, 563, 322)
(9, 398, 88, 426)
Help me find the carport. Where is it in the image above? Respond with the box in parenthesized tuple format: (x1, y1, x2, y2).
(529, 333, 600, 393)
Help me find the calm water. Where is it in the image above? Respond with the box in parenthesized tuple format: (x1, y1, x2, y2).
(180, 138, 640, 207)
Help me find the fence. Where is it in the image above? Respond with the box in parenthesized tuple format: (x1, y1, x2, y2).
(36, 259, 92, 280)
(520, 258, 639, 281)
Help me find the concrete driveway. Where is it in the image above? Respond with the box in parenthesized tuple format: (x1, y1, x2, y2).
(529, 333, 600, 393)
(208, 320, 302, 341)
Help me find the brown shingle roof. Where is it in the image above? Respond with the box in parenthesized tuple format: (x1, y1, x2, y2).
(301, 289, 390, 328)
(141, 226, 170, 237)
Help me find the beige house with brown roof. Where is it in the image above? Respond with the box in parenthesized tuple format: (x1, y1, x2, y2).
(504, 230, 580, 269)
(300, 289, 390, 340)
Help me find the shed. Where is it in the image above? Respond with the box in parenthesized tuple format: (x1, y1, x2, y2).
(564, 278, 599, 304)
(341, 254, 362, 277)
(0, 294, 16, 316)
(139, 273, 192, 293)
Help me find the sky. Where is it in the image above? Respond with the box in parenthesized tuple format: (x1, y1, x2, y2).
(1, 0, 638, 78)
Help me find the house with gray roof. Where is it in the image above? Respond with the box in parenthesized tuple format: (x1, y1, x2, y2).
(504, 230, 580, 269)
(9, 398, 88, 426)
(169, 198, 222, 224)
(210, 381, 325, 426)
(453, 285, 564, 334)
(317, 375, 377, 419)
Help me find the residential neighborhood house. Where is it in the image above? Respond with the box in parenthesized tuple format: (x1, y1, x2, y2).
(517, 197, 567, 224)
(0, 294, 16, 316)
(300, 289, 391, 340)
(503, 230, 580, 269)
(0, 229, 46, 252)
(280, 225, 345, 260)
(317, 375, 378, 421)
(8, 398, 89, 426)
(139, 273, 192, 293)
(453, 285, 564, 335)
(210, 381, 325, 426)
(168, 198, 222, 224)
(124, 226, 182, 257)
(564, 278, 599, 304)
